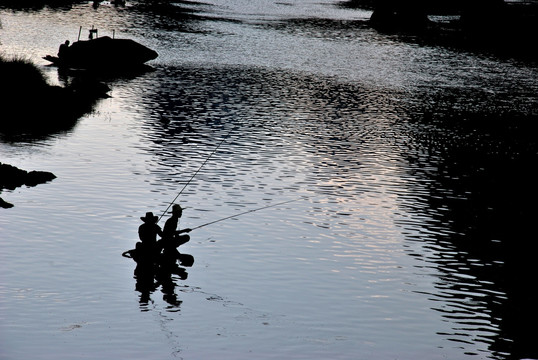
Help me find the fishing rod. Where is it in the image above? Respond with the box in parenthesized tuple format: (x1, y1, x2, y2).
(190, 198, 301, 230)
(158, 127, 236, 222)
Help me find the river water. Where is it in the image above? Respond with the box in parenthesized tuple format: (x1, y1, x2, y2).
(1, 1, 538, 359)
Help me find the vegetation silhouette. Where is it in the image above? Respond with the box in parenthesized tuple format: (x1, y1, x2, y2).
(344, 0, 538, 61)
(0, 56, 109, 140)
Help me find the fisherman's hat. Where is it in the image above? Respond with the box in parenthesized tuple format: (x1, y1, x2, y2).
(172, 204, 184, 212)
(141, 211, 158, 223)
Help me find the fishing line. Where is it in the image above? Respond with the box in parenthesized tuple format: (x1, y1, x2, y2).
(158, 126, 236, 222)
(190, 198, 302, 230)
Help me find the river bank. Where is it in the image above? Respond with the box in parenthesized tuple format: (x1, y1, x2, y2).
(343, 0, 538, 61)
(0, 55, 109, 140)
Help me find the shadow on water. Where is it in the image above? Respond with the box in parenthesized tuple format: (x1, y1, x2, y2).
(398, 104, 538, 358)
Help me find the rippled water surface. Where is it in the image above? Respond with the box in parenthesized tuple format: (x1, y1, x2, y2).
(1, 1, 538, 359)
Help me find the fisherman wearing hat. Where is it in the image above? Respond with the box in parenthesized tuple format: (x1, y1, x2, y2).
(162, 204, 191, 247)
(160, 204, 194, 268)
(138, 211, 163, 250)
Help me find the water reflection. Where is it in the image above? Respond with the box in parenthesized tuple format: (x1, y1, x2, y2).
(398, 106, 538, 359)
(120, 62, 538, 358)
(124, 243, 194, 311)
(132, 256, 191, 311)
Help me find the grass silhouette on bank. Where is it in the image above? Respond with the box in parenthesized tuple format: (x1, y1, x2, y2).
(0, 55, 108, 137)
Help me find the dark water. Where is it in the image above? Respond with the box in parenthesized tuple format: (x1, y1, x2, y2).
(1, 1, 538, 359)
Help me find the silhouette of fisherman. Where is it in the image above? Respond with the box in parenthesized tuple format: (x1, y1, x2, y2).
(123, 206, 194, 310)
(57, 40, 70, 59)
(160, 204, 194, 269)
(162, 204, 191, 244)
(137, 211, 163, 260)
(154, 204, 193, 309)
(122, 212, 163, 308)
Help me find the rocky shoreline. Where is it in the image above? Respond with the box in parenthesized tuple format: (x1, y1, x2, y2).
(0, 163, 56, 208)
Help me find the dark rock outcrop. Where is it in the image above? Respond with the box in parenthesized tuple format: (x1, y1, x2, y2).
(0, 162, 56, 208)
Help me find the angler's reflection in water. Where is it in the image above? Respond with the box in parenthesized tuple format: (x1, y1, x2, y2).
(124, 242, 194, 309)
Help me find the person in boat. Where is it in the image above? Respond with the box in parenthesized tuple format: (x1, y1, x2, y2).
(57, 40, 70, 59)
(138, 211, 163, 256)
(160, 204, 194, 268)
(162, 204, 191, 247)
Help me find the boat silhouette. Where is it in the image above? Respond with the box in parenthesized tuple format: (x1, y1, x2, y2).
(44, 34, 158, 69)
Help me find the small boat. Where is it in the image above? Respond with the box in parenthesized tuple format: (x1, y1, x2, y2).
(44, 35, 158, 69)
